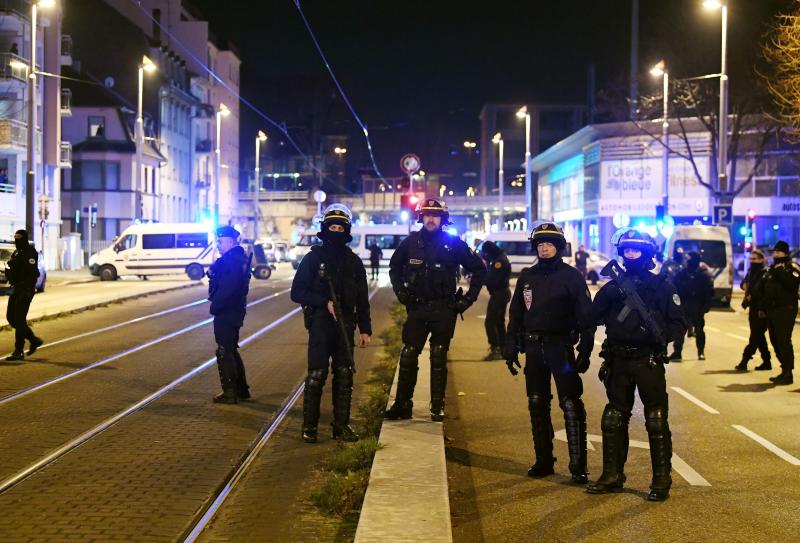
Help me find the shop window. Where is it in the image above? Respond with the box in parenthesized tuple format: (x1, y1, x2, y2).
(780, 178, 800, 197)
(88, 116, 105, 138)
(754, 178, 777, 197)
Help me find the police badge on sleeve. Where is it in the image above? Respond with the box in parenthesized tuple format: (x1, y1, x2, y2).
(523, 284, 533, 310)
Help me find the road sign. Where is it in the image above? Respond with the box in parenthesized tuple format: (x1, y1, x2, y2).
(313, 190, 327, 203)
(714, 204, 732, 225)
(400, 154, 421, 175)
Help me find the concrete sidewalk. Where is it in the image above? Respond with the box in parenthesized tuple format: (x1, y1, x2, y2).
(45, 268, 98, 287)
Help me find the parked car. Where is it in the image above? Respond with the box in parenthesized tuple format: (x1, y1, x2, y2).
(564, 250, 611, 285)
(0, 241, 47, 293)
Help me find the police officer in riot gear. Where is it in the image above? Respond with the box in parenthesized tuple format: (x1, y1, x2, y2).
(587, 229, 686, 501)
(480, 240, 511, 361)
(385, 198, 486, 422)
(208, 226, 252, 404)
(5, 229, 43, 361)
(503, 222, 595, 483)
(291, 204, 372, 442)
(757, 241, 799, 385)
(670, 251, 714, 361)
(736, 249, 771, 371)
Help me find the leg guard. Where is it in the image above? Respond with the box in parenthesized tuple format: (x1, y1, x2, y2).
(233, 349, 251, 399)
(385, 345, 419, 420)
(527, 393, 555, 477)
(213, 345, 238, 404)
(645, 406, 672, 501)
(587, 405, 629, 494)
(429, 343, 448, 421)
(302, 368, 328, 443)
(331, 366, 358, 441)
(562, 397, 588, 483)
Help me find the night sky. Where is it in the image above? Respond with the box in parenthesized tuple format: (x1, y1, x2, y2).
(189, 0, 795, 184)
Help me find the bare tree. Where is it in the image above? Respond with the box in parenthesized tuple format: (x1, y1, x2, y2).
(764, 3, 800, 142)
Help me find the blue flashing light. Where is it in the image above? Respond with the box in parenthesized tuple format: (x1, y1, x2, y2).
(773, 224, 780, 231)
(739, 226, 748, 236)
(400, 210, 409, 222)
(447, 227, 458, 236)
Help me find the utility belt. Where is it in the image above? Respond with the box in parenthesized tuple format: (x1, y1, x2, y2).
(525, 332, 573, 346)
(408, 296, 453, 309)
(302, 305, 355, 330)
(606, 344, 653, 358)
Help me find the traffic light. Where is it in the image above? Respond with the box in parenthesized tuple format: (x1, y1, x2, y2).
(743, 209, 756, 251)
(655, 205, 665, 224)
(400, 193, 419, 214)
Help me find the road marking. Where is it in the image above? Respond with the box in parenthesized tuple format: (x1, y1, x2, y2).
(725, 333, 748, 342)
(671, 387, 720, 415)
(732, 425, 800, 466)
(570, 432, 711, 486)
(555, 429, 595, 451)
(706, 326, 721, 332)
(594, 340, 603, 347)
(738, 326, 750, 332)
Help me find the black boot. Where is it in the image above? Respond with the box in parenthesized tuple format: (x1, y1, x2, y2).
(698, 351, 705, 361)
(735, 358, 748, 371)
(385, 345, 419, 420)
(754, 360, 772, 371)
(527, 393, 555, 477)
(27, 337, 43, 356)
(233, 349, 251, 400)
(213, 345, 238, 404)
(332, 366, 359, 441)
(770, 370, 794, 385)
(302, 368, 327, 443)
(562, 397, 588, 484)
(645, 406, 672, 501)
(483, 346, 504, 361)
(429, 344, 448, 421)
(5, 351, 24, 361)
(668, 351, 682, 362)
(587, 405, 629, 494)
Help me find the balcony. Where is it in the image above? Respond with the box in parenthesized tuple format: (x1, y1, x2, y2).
(195, 139, 212, 153)
(59, 141, 71, 168)
(0, 0, 30, 19)
(0, 52, 28, 83)
(60, 88, 71, 117)
(60, 34, 72, 66)
(194, 103, 215, 118)
(0, 118, 26, 149)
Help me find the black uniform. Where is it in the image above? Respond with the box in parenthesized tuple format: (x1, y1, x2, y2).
(757, 255, 800, 382)
(6, 240, 41, 357)
(482, 242, 512, 358)
(368, 243, 383, 280)
(208, 244, 251, 402)
(737, 263, 771, 370)
(504, 258, 595, 479)
(671, 261, 714, 359)
(291, 242, 371, 440)
(574, 248, 589, 280)
(386, 228, 486, 420)
(589, 267, 686, 500)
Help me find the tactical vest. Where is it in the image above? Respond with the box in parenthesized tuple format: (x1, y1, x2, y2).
(403, 230, 460, 302)
(310, 245, 359, 313)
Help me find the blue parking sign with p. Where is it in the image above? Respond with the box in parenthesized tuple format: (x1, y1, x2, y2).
(714, 205, 732, 225)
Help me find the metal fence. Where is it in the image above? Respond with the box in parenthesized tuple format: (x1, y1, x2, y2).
(80, 239, 112, 255)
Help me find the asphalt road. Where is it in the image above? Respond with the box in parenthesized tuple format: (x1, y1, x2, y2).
(446, 284, 800, 543)
(0, 268, 392, 542)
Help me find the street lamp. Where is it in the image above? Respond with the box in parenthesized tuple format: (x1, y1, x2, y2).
(492, 132, 504, 230)
(516, 106, 533, 225)
(215, 103, 230, 225)
(136, 55, 157, 220)
(25, 0, 56, 242)
(651, 60, 669, 218)
(703, 0, 728, 196)
(334, 146, 347, 155)
(253, 130, 267, 241)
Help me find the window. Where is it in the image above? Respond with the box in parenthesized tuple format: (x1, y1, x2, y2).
(780, 178, 800, 197)
(674, 240, 727, 269)
(72, 161, 120, 190)
(142, 234, 175, 249)
(176, 233, 208, 249)
(365, 234, 406, 250)
(492, 241, 537, 256)
(115, 234, 137, 252)
(297, 235, 321, 247)
(88, 116, 105, 138)
(754, 178, 777, 197)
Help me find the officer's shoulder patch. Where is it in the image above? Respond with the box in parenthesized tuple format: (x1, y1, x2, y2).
(409, 258, 424, 265)
(494, 261, 502, 269)
(672, 293, 681, 306)
(28, 258, 35, 265)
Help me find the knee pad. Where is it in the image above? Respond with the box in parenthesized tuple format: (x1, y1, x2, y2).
(528, 392, 552, 411)
(399, 345, 420, 368)
(601, 405, 627, 432)
(430, 343, 448, 367)
(645, 406, 670, 434)
(305, 368, 328, 392)
(561, 397, 585, 417)
(332, 365, 354, 384)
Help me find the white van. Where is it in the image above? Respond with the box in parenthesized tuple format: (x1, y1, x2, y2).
(664, 225, 734, 306)
(288, 233, 321, 269)
(89, 223, 215, 281)
(483, 231, 537, 274)
(350, 224, 411, 266)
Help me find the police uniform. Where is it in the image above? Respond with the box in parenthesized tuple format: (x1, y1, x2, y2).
(670, 252, 714, 361)
(385, 199, 487, 421)
(208, 226, 251, 404)
(5, 230, 42, 361)
(480, 240, 511, 361)
(291, 205, 372, 442)
(587, 229, 687, 501)
(757, 241, 799, 385)
(369, 243, 383, 280)
(503, 222, 595, 483)
(736, 255, 771, 371)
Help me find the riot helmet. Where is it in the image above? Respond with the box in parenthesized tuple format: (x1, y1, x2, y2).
(317, 203, 353, 243)
(612, 227, 657, 272)
(415, 198, 451, 226)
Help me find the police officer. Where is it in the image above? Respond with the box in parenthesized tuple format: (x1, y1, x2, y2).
(208, 226, 251, 404)
(503, 222, 595, 483)
(5, 229, 42, 361)
(586, 229, 686, 501)
(480, 240, 511, 361)
(385, 198, 486, 421)
(757, 241, 799, 385)
(735, 250, 772, 371)
(368, 241, 383, 281)
(669, 251, 714, 361)
(291, 204, 372, 443)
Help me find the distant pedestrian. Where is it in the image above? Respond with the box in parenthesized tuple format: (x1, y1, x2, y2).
(669, 251, 714, 361)
(368, 241, 382, 281)
(5, 230, 42, 361)
(479, 240, 511, 361)
(207, 226, 251, 404)
(757, 241, 799, 385)
(736, 250, 771, 371)
(574, 245, 589, 281)
(9, 43, 18, 55)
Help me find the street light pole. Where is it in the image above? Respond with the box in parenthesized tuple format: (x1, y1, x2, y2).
(215, 103, 230, 225)
(492, 132, 504, 230)
(662, 70, 670, 213)
(136, 56, 156, 221)
(517, 106, 533, 225)
(704, 0, 729, 197)
(254, 131, 267, 241)
(26, 2, 40, 241)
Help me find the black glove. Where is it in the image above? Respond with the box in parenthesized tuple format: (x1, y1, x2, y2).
(396, 288, 410, 305)
(574, 351, 591, 373)
(506, 358, 521, 376)
(453, 297, 473, 314)
(598, 360, 609, 383)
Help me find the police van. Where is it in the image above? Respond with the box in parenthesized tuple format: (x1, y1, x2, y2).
(350, 224, 412, 266)
(89, 223, 215, 281)
(664, 225, 733, 306)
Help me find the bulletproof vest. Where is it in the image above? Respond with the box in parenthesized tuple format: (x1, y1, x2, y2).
(311, 245, 359, 314)
(403, 230, 459, 301)
(607, 272, 670, 346)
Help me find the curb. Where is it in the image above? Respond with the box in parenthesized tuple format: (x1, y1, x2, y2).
(355, 346, 453, 543)
(0, 282, 203, 333)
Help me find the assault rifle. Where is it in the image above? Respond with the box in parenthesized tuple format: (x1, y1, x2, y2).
(319, 263, 356, 372)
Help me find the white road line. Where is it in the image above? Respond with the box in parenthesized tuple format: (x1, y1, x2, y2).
(706, 326, 721, 332)
(554, 429, 596, 451)
(732, 425, 800, 466)
(670, 387, 720, 415)
(594, 340, 603, 347)
(738, 326, 751, 332)
(725, 333, 748, 342)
